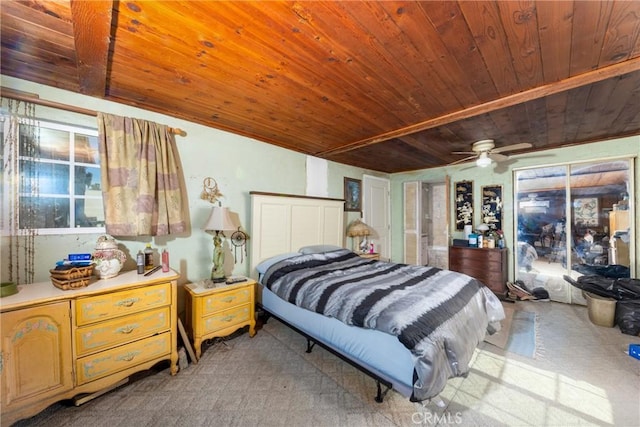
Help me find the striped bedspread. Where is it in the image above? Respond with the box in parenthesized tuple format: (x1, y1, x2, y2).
(262, 248, 505, 401)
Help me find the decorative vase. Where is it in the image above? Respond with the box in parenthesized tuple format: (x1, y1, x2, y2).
(92, 235, 127, 279)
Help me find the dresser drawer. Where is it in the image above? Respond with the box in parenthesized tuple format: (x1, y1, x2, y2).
(76, 333, 171, 385)
(202, 304, 251, 334)
(450, 257, 501, 272)
(472, 271, 506, 286)
(76, 283, 171, 326)
(200, 287, 251, 315)
(75, 307, 170, 356)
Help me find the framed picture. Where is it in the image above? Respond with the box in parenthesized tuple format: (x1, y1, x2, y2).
(344, 177, 362, 212)
(481, 185, 503, 231)
(454, 180, 473, 230)
(574, 197, 599, 226)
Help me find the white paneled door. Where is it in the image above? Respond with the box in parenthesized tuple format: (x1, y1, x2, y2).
(363, 175, 390, 261)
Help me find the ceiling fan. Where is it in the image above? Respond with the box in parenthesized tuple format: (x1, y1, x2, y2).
(451, 139, 533, 167)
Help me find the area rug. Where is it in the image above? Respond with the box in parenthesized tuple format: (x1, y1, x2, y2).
(485, 305, 539, 358)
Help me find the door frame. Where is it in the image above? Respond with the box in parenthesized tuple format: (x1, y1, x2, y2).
(362, 175, 391, 261)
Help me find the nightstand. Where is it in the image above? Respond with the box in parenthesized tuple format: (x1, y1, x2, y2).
(184, 278, 256, 360)
(358, 252, 380, 260)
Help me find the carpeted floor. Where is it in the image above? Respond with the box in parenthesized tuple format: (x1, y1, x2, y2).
(11, 300, 640, 427)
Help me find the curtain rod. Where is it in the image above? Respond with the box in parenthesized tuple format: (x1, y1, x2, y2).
(0, 87, 186, 136)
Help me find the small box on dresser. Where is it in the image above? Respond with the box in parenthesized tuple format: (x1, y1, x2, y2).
(184, 278, 256, 360)
(448, 246, 508, 298)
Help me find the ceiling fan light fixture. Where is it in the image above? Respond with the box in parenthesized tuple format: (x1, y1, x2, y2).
(476, 152, 492, 167)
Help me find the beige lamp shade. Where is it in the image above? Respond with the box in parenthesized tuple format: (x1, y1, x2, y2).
(347, 218, 371, 237)
(203, 206, 236, 232)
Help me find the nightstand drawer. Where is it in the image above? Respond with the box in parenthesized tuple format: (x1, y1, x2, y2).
(75, 307, 170, 356)
(76, 283, 171, 326)
(202, 304, 251, 334)
(200, 287, 251, 315)
(76, 333, 171, 385)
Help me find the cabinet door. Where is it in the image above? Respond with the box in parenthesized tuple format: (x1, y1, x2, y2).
(1, 301, 73, 410)
(403, 181, 420, 265)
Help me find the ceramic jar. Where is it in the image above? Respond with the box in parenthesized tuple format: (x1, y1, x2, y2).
(92, 235, 127, 279)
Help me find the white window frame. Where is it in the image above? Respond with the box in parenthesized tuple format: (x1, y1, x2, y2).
(1, 116, 105, 235)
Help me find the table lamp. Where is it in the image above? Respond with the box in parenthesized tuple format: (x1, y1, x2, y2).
(347, 219, 371, 253)
(203, 205, 236, 282)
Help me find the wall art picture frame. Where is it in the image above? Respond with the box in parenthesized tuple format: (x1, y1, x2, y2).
(574, 197, 599, 226)
(454, 180, 473, 230)
(344, 177, 362, 212)
(481, 185, 503, 231)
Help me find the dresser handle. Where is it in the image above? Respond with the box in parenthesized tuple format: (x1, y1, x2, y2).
(117, 298, 140, 308)
(117, 351, 140, 362)
(220, 296, 236, 303)
(221, 314, 236, 322)
(117, 325, 138, 334)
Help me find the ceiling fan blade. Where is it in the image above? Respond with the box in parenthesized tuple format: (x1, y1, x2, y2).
(491, 142, 533, 154)
(489, 153, 509, 162)
(448, 155, 476, 165)
(450, 151, 476, 155)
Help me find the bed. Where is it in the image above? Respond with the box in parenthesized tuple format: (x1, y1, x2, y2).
(250, 192, 505, 403)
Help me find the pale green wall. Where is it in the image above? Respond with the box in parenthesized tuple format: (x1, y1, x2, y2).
(2, 76, 639, 289)
(390, 137, 640, 278)
(0, 76, 376, 287)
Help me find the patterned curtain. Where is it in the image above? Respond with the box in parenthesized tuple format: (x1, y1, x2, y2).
(1, 99, 39, 284)
(97, 112, 187, 236)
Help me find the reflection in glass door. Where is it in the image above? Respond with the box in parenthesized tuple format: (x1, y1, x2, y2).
(515, 159, 633, 304)
(516, 166, 570, 302)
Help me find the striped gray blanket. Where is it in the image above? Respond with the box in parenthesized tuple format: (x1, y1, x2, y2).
(262, 248, 505, 401)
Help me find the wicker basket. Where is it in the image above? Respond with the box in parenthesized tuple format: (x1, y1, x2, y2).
(49, 265, 94, 281)
(50, 265, 94, 290)
(50, 276, 92, 291)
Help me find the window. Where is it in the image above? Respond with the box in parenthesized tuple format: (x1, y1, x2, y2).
(1, 117, 105, 234)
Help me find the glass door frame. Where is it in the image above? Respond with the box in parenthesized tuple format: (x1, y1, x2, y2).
(513, 156, 635, 304)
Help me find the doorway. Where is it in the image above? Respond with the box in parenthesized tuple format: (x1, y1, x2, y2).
(404, 180, 449, 269)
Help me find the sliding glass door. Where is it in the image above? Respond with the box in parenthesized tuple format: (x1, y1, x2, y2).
(515, 159, 633, 303)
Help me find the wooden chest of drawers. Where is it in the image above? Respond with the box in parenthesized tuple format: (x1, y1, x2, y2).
(0, 270, 179, 425)
(449, 246, 508, 297)
(184, 279, 256, 360)
(74, 282, 174, 385)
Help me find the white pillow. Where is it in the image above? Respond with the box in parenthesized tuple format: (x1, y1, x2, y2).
(255, 252, 300, 275)
(298, 244, 343, 255)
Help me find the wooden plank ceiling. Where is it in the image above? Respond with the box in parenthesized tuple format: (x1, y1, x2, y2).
(1, 1, 639, 173)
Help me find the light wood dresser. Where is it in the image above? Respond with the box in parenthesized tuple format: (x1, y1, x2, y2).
(357, 252, 380, 260)
(184, 279, 256, 360)
(0, 269, 179, 425)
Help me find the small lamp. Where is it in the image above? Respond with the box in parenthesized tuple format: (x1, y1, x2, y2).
(347, 219, 371, 253)
(476, 152, 492, 168)
(203, 205, 236, 282)
(477, 223, 490, 235)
